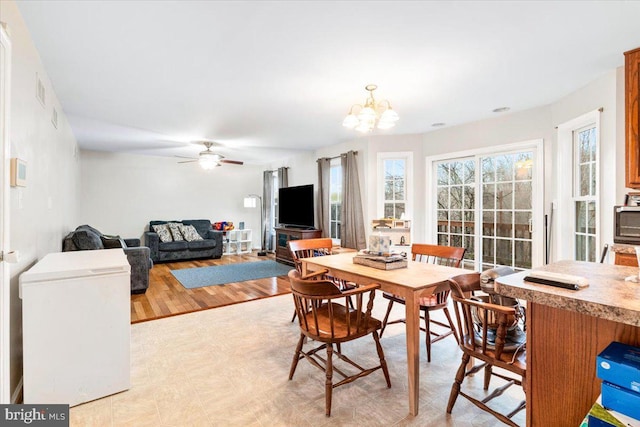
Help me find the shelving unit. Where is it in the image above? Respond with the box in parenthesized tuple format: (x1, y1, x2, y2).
(223, 229, 252, 255)
(371, 219, 411, 253)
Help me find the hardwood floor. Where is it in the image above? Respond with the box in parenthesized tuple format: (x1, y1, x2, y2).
(130, 252, 292, 323)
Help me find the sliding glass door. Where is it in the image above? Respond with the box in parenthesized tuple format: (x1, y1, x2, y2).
(433, 143, 542, 271)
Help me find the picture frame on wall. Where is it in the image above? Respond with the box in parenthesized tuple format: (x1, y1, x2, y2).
(10, 158, 26, 187)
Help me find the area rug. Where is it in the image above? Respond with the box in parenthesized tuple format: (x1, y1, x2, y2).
(170, 260, 293, 289)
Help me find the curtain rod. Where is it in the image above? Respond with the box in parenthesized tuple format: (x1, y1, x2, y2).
(318, 151, 359, 161)
(263, 167, 290, 172)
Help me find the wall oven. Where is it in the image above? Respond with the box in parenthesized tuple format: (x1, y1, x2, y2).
(614, 206, 640, 244)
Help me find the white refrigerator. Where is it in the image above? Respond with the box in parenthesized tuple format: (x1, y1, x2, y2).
(20, 248, 131, 406)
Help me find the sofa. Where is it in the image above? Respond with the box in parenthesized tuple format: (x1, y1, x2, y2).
(62, 225, 153, 294)
(144, 219, 223, 263)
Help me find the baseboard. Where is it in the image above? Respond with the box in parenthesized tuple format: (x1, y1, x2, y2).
(11, 377, 22, 403)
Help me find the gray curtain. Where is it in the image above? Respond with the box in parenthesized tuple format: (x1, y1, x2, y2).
(317, 158, 331, 237)
(262, 170, 274, 251)
(278, 167, 288, 188)
(341, 151, 366, 250)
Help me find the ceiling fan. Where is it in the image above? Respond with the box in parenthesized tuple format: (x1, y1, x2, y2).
(176, 141, 244, 170)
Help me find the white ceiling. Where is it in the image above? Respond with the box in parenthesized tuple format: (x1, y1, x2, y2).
(15, 1, 640, 165)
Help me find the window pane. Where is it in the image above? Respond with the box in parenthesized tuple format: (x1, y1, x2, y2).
(438, 188, 449, 210)
(384, 203, 394, 218)
(515, 212, 532, 239)
(514, 182, 532, 209)
(590, 163, 596, 197)
(394, 159, 405, 177)
(576, 201, 586, 233)
(587, 235, 595, 262)
(464, 160, 475, 184)
(464, 185, 475, 209)
(437, 163, 449, 185)
(394, 203, 405, 219)
(514, 240, 532, 269)
(438, 210, 448, 221)
(496, 211, 513, 238)
(575, 234, 586, 261)
(394, 180, 405, 200)
(482, 238, 494, 264)
(482, 184, 495, 209)
(580, 164, 589, 196)
(587, 201, 596, 234)
(483, 211, 495, 236)
(579, 133, 590, 163)
(438, 234, 449, 246)
(482, 158, 495, 182)
(496, 239, 512, 266)
(451, 162, 463, 185)
(450, 186, 462, 209)
(496, 155, 513, 182)
(451, 234, 463, 248)
(496, 182, 513, 210)
(515, 153, 532, 181)
(384, 181, 393, 200)
(335, 203, 341, 221)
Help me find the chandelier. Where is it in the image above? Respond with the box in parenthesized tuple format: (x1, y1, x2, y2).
(342, 84, 399, 132)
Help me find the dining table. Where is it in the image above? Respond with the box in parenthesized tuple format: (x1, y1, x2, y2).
(300, 251, 468, 416)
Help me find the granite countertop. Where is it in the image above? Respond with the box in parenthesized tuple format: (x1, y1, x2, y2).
(495, 260, 640, 327)
(610, 243, 638, 254)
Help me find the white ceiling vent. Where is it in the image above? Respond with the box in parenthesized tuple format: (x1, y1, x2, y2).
(35, 73, 45, 107)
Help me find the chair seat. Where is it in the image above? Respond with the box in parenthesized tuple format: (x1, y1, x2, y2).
(301, 302, 382, 341)
(460, 336, 527, 372)
(382, 291, 444, 309)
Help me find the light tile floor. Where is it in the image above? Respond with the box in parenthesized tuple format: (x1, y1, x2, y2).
(70, 293, 525, 426)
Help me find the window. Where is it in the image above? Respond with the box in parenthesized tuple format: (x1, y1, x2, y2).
(430, 141, 543, 270)
(329, 158, 342, 241)
(573, 124, 597, 261)
(556, 110, 600, 262)
(378, 153, 412, 220)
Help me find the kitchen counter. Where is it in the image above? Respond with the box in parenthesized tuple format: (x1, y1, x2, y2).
(495, 260, 640, 426)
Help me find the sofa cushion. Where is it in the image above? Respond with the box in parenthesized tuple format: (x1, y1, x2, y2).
(72, 229, 104, 250)
(187, 240, 216, 250)
(180, 224, 203, 242)
(101, 234, 126, 249)
(152, 224, 173, 243)
(158, 241, 188, 251)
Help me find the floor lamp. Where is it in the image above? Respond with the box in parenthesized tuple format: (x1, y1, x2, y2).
(244, 194, 267, 256)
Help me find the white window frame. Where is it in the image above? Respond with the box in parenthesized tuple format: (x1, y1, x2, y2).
(556, 110, 601, 262)
(425, 139, 544, 271)
(377, 152, 413, 220)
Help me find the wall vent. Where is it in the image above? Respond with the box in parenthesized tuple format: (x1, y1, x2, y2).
(51, 107, 58, 128)
(35, 73, 45, 107)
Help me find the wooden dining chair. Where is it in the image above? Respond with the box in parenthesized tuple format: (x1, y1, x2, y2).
(288, 269, 391, 416)
(379, 243, 466, 362)
(447, 272, 526, 426)
(288, 238, 355, 321)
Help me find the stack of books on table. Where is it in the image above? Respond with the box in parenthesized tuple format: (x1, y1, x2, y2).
(352, 251, 408, 270)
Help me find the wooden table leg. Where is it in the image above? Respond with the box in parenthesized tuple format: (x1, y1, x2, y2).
(405, 290, 420, 416)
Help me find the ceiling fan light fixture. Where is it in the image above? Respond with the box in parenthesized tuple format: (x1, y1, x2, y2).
(198, 156, 220, 170)
(343, 84, 398, 132)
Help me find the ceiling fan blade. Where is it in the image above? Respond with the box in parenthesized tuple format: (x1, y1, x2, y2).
(174, 154, 197, 160)
(220, 159, 244, 165)
(177, 160, 198, 164)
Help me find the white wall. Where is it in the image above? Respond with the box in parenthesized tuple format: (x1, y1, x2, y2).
(3, 0, 80, 399)
(79, 151, 265, 247)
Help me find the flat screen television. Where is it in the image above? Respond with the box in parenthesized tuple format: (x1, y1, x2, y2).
(278, 184, 315, 229)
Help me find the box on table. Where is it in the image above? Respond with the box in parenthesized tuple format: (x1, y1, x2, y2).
(353, 255, 407, 270)
(601, 382, 640, 422)
(597, 341, 640, 392)
(368, 235, 391, 256)
(585, 398, 640, 427)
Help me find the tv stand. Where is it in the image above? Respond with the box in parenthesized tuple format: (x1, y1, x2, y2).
(275, 227, 322, 265)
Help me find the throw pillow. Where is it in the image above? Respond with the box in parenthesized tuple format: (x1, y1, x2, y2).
(101, 234, 126, 249)
(72, 229, 105, 250)
(179, 224, 203, 242)
(152, 224, 173, 243)
(167, 222, 184, 241)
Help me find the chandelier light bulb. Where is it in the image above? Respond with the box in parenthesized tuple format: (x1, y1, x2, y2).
(342, 84, 398, 132)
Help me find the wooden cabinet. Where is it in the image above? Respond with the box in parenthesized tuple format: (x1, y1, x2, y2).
(615, 251, 638, 266)
(625, 47, 640, 188)
(274, 227, 322, 265)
